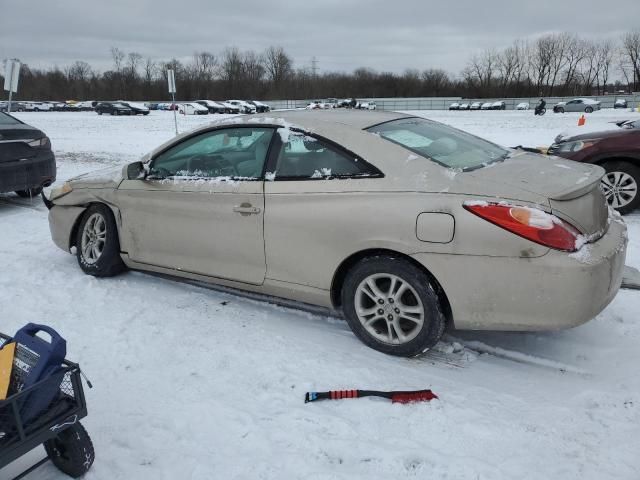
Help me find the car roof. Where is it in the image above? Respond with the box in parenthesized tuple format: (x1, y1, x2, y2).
(143, 110, 416, 168)
(250, 109, 411, 130)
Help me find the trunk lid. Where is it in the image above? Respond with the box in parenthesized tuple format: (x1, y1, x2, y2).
(454, 151, 608, 236)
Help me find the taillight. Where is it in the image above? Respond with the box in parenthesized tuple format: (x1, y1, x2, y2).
(463, 202, 581, 252)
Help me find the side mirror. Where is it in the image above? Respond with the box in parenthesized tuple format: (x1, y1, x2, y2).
(127, 161, 145, 180)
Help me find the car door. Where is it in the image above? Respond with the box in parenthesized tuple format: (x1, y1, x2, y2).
(117, 126, 276, 285)
(263, 129, 383, 289)
(567, 100, 580, 112)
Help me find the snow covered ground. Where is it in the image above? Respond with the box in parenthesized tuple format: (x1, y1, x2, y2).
(2, 109, 639, 479)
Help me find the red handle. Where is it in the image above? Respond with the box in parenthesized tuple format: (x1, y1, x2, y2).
(330, 390, 359, 400)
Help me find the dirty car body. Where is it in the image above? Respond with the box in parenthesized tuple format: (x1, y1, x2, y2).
(46, 110, 627, 356)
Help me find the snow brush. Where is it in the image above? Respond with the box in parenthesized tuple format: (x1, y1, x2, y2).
(304, 389, 438, 404)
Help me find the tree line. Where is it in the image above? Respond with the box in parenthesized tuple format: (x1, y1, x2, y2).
(2, 31, 640, 102)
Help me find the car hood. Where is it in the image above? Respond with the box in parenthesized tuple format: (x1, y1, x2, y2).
(68, 164, 125, 189)
(449, 151, 607, 235)
(555, 127, 632, 143)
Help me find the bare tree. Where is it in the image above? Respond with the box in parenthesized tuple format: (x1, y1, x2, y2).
(621, 31, 640, 90)
(110, 47, 125, 73)
(262, 46, 293, 91)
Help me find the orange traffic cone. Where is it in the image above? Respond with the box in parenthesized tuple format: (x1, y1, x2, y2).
(578, 115, 586, 126)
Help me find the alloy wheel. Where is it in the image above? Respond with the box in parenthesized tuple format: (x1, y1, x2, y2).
(601, 171, 638, 209)
(354, 273, 425, 345)
(80, 213, 107, 264)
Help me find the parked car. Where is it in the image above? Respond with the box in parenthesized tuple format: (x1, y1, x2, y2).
(614, 99, 628, 109)
(449, 102, 461, 111)
(25, 102, 54, 112)
(553, 98, 601, 113)
(0, 102, 26, 112)
(491, 101, 506, 110)
(226, 100, 256, 114)
(469, 102, 482, 110)
(249, 101, 271, 113)
(146, 103, 160, 111)
(219, 102, 241, 114)
(459, 103, 471, 110)
(95, 102, 133, 115)
(45, 111, 626, 357)
(0, 112, 56, 197)
(58, 103, 81, 112)
(357, 101, 377, 110)
(480, 102, 493, 110)
(548, 126, 640, 214)
(74, 101, 96, 111)
(194, 100, 227, 114)
(516, 102, 530, 110)
(178, 103, 209, 115)
(120, 101, 150, 115)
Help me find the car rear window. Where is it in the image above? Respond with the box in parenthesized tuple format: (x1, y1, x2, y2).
(0, 112, 22, 125)
(367, 117, 508, 171)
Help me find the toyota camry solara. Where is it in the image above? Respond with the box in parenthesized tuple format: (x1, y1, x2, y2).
(45, 111, 627, 356)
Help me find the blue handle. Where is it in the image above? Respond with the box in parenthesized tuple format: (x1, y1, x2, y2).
(18, 323, 63, 345)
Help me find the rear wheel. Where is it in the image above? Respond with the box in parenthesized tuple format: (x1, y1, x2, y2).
(601, 161, 640, 214)
(76, 204, 126, 276)
(44, 422, 94, 478)
(341, 256, 445, 357)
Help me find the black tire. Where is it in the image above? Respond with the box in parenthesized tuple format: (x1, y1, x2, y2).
(15, 186, 43, 198)
(601, 161, 640, 215)
(585, 106, 593, 113)
(557, 107, 565, 113)
(341, 256, 445, 357)
(44, 422, 94, 478)
(75, 204, 126, 276)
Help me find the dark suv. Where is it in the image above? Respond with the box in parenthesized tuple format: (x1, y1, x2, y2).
(0, 112, 56, 197)
(548, 121, 640, 214)
(95, 102, 133, 115)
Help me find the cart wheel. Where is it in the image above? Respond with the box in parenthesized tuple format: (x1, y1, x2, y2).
(44, 422, 94, 478)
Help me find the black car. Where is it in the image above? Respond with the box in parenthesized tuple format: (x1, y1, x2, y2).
(119, 101, 150, 115)
(95, 102, 133, 115)
(249, 101, 271, 113)
(0, 112, 56, 197)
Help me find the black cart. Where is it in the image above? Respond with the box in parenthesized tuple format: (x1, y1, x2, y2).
(0, 333, 94, 479)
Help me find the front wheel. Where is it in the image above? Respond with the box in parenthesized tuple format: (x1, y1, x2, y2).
(601, 161, 640, 214)
(44, 422, 94, 478)
(76, 204, 126, 276)
(556, 107, 565, 113)
(585, 106, 594, 113)
(341, 256, 445, 357)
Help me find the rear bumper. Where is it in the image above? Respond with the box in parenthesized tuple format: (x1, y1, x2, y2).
(0, 150, 56, 193)
(412, 216, 628, 331)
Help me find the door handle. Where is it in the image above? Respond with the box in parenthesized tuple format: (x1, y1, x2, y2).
(233, 203, 261, 215)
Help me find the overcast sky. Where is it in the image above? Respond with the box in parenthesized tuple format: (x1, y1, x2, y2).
(1, 0, 639, 75)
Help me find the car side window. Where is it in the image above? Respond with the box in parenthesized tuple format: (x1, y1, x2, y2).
(272, 131, 377, 179)
(149, 127, 274, 180)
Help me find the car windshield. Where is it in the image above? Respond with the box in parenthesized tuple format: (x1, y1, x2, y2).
(367, 117, 508, 170)
(0, 112, 21, 125)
